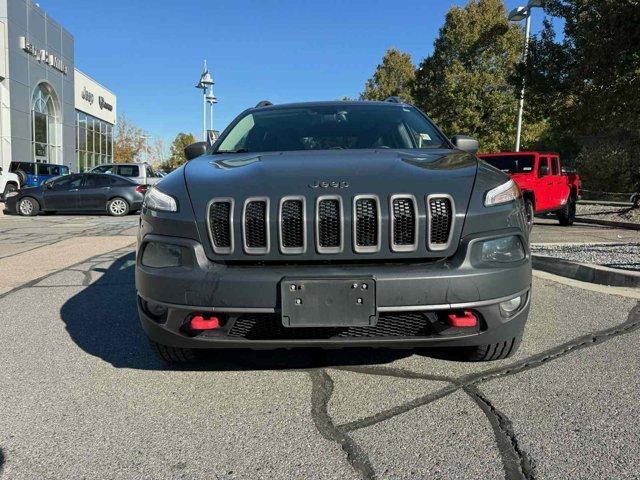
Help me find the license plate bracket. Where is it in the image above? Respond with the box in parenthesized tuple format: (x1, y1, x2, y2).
(281, 277, 377, 327)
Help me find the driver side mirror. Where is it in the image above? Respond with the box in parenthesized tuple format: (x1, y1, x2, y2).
(451, 135, 479, 154)
(184, 141, 208, 161)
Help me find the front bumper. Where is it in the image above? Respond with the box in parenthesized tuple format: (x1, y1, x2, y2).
(136, 231, 531, 349)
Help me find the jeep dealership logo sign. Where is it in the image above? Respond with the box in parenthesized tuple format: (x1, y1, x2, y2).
(19, 37, 68, 75)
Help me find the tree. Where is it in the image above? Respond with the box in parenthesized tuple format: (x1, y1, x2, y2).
(413, 0, 545, 152)
(113, 114, 146, 163)
(160, 133, 197, 171)
(519, 0, 640, 191)
(361, 48, 416, 103)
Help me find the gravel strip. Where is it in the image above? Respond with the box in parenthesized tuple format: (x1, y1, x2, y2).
(576, 204, 640, 224)
(531, 243, 640, 272)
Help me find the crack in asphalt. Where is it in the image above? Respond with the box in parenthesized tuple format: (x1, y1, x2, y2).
(465, 385, 535, 480)
(309, 369, 376, 480)
(312, 302, 640, 479)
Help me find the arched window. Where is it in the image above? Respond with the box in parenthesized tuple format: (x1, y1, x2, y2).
(31, 83, 61, 164)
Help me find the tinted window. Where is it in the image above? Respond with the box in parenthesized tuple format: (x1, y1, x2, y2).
(10, 162, 36, 174)
(538, 158, 550, 177)
(83, 174, 111, 188)
(110, 176, 134, 186)
(551, 157, 560, 175)
(216, 104, 446, 153)
(92, 165, 116, 174)
(482, 155, 534, 174)
(117, 165, 140, 177)
(51, 175, 83, 190)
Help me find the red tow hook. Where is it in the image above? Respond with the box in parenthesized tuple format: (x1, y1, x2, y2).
(189, 315, 220, 331)
(447, 310, 478, 328)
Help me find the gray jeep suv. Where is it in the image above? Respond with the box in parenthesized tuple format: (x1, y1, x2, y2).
(136, 99, 531, 364)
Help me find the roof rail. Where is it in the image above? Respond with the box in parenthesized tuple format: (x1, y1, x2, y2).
(255, 100, 273, 108)
(384, 96, 404, 104)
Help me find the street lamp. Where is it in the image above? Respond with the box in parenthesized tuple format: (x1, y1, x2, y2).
(508, 0, 543, 152)
(196, 60, 214, 141)
(206, 89, 218, 134)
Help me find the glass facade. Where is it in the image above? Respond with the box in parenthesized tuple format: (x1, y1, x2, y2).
(76, 111, 113, 172)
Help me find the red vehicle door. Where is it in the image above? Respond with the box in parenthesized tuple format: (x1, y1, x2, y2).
(551, 155, 569, 207)
(535, 155, 553, 211)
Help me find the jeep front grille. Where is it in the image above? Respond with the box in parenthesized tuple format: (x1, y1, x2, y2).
(391, 195, 418, 252)
(207, 194, 455, 256)
(354, 195, 380, 252)
(427, 195, 454, 251)
(316, 196, 343, 253)
(279, 197, 306, 254)
(207, 199, 234, 254)
(243, 198, 270, 254)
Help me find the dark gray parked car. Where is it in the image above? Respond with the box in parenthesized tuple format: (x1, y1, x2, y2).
(136, 99, 531, 364)
(5, 173, 147, 216)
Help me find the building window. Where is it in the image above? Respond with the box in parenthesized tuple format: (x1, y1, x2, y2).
(32, 83, 61, 164)
(76, 111, 114, 172)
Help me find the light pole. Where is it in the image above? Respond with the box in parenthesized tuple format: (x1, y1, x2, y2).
(508, 0, 542, 152)
(196, 60, 214, 141)
(206, 89, 218, 134)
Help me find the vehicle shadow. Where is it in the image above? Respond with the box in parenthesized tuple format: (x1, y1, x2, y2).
(59, 252, 412, 371)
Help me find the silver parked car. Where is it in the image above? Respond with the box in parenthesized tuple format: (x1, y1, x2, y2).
(90, 162, 162, 185)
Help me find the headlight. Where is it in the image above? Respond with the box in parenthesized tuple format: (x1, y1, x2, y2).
(143, 186, 177, 212)
(481, 236, 525, 263)
(484, 179, 521, 207)
(5, 191, 18, 198)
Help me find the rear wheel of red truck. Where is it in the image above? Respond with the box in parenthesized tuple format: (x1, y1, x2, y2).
(557, 195, 576, 226)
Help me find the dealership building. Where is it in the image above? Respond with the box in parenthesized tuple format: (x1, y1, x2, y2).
(0, 0, 117, 175)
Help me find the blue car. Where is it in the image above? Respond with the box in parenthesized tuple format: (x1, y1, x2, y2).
(9, 161, 70, 187)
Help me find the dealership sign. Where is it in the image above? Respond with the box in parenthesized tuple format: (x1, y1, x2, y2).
(19, 36, 68, 75)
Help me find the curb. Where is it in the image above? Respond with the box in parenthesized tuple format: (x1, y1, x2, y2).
(574, 217, 640, 231)
(532, 255, 640, 288)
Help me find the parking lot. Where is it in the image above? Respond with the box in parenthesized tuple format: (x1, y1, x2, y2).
(0, 212, 639, 479)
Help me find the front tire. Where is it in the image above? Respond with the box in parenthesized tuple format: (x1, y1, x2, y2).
(460, 335, 522, 362)
(524, 198, 534, 231)
(107, 197, 130, 216)
(149, 340, 197, 366)
(557, 195, 576, 226)
(18, 197, 40, 216)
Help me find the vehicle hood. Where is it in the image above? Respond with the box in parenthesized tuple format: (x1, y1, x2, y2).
(184, 149, 477, 200)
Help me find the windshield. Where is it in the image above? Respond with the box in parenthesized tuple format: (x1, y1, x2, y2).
(482, 155, 535, 174)
(215, 104, 447, 153)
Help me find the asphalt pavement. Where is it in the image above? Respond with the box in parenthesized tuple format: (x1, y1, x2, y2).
(0, 213, 639, 479)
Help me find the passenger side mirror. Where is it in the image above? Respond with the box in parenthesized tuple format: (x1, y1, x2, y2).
(184, 141, 208, 161)
(451, 135, 479, 154)
(538, 165, 549, 177)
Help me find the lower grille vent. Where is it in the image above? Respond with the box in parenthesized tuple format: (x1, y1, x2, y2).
(228, 312, 437, 340)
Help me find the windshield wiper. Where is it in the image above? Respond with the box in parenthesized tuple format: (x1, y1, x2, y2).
(213, 148, 250, 154)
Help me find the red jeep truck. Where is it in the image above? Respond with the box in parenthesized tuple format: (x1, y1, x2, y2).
(478, 152, 580, 229)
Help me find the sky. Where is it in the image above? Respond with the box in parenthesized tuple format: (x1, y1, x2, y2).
(41, 0, 553, 150)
